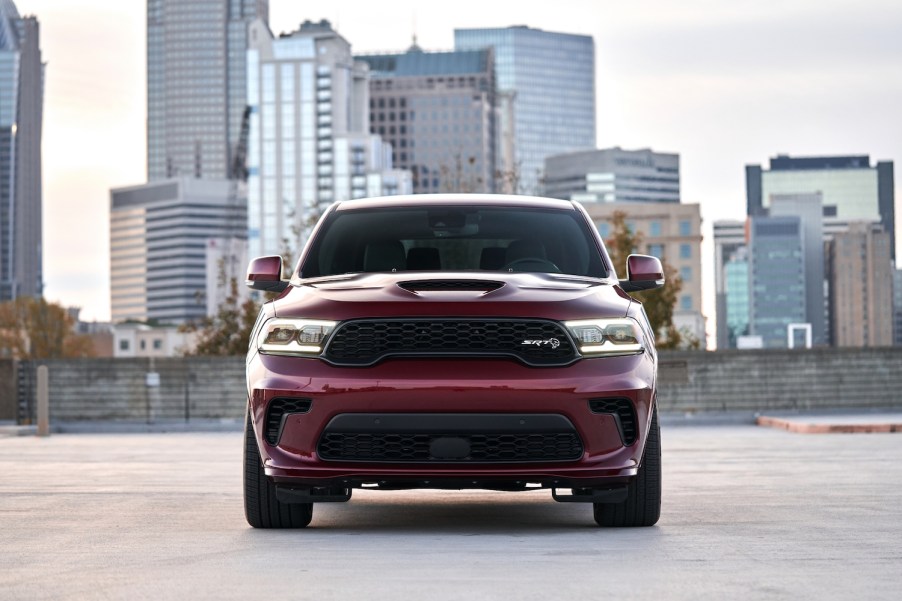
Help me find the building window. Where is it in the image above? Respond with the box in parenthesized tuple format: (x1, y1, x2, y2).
(140, 340, 146, 351)
(679, 220, 692, 236)
(119, 340, 129, 351)
(648, 244, 664, 258)
(681, 295, 692, 310)
(153, 339, 163, 350)
(649, 221, 662, 236)
(680, 244, 691, 259)
(680, 267, 692, 281)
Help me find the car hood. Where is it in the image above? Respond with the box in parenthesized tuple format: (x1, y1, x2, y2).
(272, 272, 633, 322)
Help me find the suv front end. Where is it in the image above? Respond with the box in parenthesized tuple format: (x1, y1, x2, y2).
(243, 195, 663, 528)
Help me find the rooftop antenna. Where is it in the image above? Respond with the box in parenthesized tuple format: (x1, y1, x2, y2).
(410, 10, 421, 51)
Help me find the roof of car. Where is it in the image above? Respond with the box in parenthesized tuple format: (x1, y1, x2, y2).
(332, 194, 577, 212)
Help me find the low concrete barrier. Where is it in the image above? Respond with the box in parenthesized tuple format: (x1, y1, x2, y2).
(657, 348, 902, 414)
(4, 348, 902, 423)
(7, 357, 245, 423)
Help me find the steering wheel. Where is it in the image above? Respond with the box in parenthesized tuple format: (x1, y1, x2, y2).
(503, 258, 562, 273)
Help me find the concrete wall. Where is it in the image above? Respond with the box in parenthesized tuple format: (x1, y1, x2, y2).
(657, 348, 902, 413)
(25, 358, 246, 423)
(8, 349, 902, 423)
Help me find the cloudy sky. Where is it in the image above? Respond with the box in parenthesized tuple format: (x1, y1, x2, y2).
(17, 0, 902, 328)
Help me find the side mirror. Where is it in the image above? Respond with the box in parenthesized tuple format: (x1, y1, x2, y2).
(246, 255, 289, 293)
(619, 254, 665, 292)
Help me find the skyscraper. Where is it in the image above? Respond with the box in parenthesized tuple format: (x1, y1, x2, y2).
(749, 216, 806, 348)
(713, 220, 747, 349)
(357, 46, 497, 194)
(0, 0, 43, 302)
(455, 26, 595, 195)
(746, 154, 895, 254)
(109, 178, 247, 324)
(769, 193, 826, 346)
(827, 222, 893, 347)
(147, 0, 269, 180)
(724, 246, 750, 348)
(246, 19, 411, 259)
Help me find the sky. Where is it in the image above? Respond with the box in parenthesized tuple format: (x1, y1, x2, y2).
(17, 0, 902, 334)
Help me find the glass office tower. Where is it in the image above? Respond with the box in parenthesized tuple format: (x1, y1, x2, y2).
(750, 216, 807, 348)
(0, 0, 43, 301)
(147, 0, 269, 181)
(746, 154, 895, 255)
(455, 26, 595, 195)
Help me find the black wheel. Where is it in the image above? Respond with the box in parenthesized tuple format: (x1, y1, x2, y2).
(593, 404, 661, 527)
(244, 410, 313, 529)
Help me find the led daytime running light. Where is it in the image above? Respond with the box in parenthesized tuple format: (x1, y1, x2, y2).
(257, 319, 337, 356)
(564, 318, 645, 356)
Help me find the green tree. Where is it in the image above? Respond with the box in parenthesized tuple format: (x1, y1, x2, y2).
(0, 297, 95, 359)
(604, 210, 697, 349)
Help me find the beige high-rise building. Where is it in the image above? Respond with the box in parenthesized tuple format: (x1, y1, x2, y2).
(581, 202, 705, 345)
(827, 222, 893, 347)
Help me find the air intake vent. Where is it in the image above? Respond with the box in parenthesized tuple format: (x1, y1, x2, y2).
(317, 432, 583, 463)
(398, 280, 504, 292)
(588, 398, 638, 445)
(265, 398, 312, 445)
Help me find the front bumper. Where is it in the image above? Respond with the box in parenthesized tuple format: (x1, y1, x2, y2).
(247, 352, 656, 488)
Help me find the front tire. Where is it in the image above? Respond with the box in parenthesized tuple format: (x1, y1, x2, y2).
(244, 410, 313, 529)
(593, 404, 661, 527)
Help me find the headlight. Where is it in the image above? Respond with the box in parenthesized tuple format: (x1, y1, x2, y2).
(257, 318, 337, 356)
(564, 318, 645, 356)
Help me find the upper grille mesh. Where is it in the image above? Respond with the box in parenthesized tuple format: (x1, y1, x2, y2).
(323, 319, 576, 366)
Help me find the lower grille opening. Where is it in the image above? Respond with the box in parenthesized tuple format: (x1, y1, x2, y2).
(588, 398, 637, 445)
(317, 432, 583, 463)
(265, 398, 312, 444)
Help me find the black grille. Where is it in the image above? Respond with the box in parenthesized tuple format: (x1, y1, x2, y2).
(265, 398, 312, 444)
(398, 280, 504, 292)
(323, 319, 576, 366)
(589, 398, 637, 445)
(317, 432, 583, 463)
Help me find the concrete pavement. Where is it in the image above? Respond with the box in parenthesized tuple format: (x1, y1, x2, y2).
(1, 426, 901, 600)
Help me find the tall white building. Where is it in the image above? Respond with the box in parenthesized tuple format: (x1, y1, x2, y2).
(246, 19, 411, 259)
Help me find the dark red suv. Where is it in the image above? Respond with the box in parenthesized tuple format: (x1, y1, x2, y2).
(244, 195, 663, 528)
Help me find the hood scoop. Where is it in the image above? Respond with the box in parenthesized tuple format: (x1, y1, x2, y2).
(398, 280, 504, 293)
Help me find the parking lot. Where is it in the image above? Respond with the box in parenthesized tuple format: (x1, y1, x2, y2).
(1, 425, 900, 600)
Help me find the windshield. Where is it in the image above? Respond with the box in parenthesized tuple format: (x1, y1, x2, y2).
(300, 205, 609, 278)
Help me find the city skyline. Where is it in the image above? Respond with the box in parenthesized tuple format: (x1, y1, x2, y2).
(18, 0, 902, 323)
